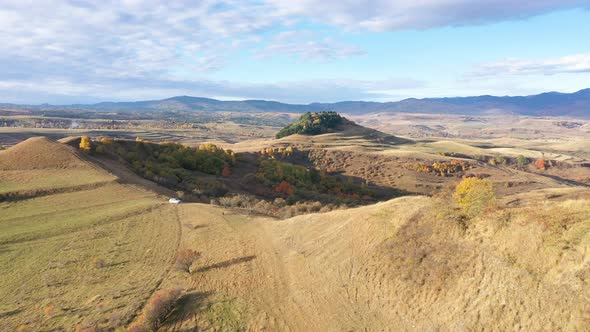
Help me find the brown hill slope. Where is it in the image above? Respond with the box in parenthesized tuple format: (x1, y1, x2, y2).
(0, 136, 88, 170)
(161, 192, 590, 331)
(0, 137, 116, 198)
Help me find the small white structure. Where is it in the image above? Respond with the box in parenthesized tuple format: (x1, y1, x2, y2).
(168, 198, 181, 204)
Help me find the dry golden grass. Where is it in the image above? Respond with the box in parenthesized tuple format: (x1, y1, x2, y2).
(155, 191, 590, 331)
(0, 138, 180, 331)
(1, 134, 589, 331)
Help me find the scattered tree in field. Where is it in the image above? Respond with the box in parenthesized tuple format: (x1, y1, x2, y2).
(143, 288, 181, 330)
(174, 249, 200, 273)
(135, 137, 144, 142)
(453, 177, 496, 217)
(413, 160, 471, 176)
(79, 136, 92, 153)
(516, 155, 528, 168)
(535, 158, 547, 170)
(489, 156, 507, 166)
(91, 257, 106, 269)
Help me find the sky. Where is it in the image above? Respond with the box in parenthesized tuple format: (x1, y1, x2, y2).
(1, 0, 590, 104)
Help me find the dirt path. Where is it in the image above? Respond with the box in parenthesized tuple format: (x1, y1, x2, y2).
(158, 200, 424, 331)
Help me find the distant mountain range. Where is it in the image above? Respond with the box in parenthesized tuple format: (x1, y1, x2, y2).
(2, 89, 589, 118)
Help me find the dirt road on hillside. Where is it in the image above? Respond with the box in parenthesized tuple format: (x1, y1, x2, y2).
(158, 200, 426, 331)
(156, 196, 590, 332)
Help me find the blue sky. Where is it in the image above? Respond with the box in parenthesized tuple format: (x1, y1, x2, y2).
(1, 0, 589, 104)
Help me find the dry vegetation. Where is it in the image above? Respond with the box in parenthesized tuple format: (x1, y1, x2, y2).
(0, 138, 180, 331)
(154, 191, 590, 331)
(0, 111, 588, 331)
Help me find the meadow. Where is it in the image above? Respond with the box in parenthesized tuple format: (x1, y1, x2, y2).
(0, 138, 180, 331)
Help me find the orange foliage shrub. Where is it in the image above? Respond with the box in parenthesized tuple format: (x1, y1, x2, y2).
(274, 181, 294, 195)
(535, 158, 547, 170)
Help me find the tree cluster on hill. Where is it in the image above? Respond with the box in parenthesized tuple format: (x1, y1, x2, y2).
(275, 111, 348, 138)
(99, 139, 233, 196)
(256, 159, 374, 204)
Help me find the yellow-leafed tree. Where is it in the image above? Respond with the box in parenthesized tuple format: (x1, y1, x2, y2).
(79, 136, 92, 153)
(453, 177, 496, 217)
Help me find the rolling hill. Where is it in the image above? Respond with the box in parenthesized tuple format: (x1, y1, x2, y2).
(2, 88, 590, 118)
(1, 134, 589, 330)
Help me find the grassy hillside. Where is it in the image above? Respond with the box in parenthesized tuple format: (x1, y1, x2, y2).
(0, 138, 180, 331)
(157, 191, 590, 331)
(0, 137, 116, 198)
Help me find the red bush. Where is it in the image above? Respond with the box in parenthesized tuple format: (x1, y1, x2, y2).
(143, 288, 181, 330)
(221, 165, 232, 177)
(535, 158, 547, 170)
(274, 181, 294, 195)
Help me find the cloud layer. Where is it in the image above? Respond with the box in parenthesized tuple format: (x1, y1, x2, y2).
(471, 54, 590, 77)
(268, 0, 589, 31)
(0, 0, 588, 103)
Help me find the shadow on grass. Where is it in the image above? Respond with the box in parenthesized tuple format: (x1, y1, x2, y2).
(164, 291, 214, 328)
(196, 255, 256, 273)
(0, 308, 22, 319)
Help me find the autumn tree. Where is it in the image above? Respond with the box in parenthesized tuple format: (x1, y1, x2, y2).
(284, 146, 294, 157)
(535, 158, 547, 170)
(453, 177, 496, 218)
(79, 136, 92, 153)
(275, 180, 294, 195)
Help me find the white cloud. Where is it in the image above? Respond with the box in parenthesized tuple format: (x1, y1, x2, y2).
(0, 0, 587, 103)
(254, 30, 365, 60)
(469, 54, 590, 77)
(267, 0, 589, 31)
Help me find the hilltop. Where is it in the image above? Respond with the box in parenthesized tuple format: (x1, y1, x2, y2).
(275, 111, 351, 138)
(0, 136, 89, 170)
